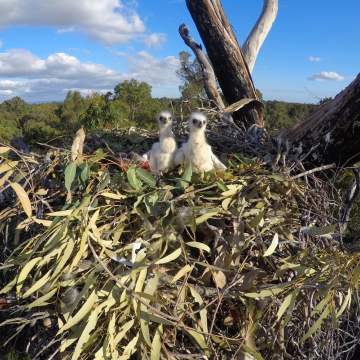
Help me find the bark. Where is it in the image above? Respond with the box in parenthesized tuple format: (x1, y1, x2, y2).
(285, 73, 360, 166)
(243, 0, 278, 73)
(186, 0, 263, 128)
(179, 24, 225, 110)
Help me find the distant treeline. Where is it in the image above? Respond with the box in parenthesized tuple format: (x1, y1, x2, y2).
(0, 80, 320, 147)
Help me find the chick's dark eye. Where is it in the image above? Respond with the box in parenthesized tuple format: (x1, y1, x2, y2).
(193, 119, 197, 124)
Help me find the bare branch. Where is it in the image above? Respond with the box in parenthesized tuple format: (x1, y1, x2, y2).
(291, 163, 336, 180)
(243, 0, 278, 73)
(285, 73, 360, 167)
(179, 24, 225, 110)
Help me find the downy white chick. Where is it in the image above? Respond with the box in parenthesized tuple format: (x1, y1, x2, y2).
(175, 112, 226, 173)
(144, 111, 177, 174)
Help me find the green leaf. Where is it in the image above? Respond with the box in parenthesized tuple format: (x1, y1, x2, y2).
(58, 290, 97, 334)
(51, 237, 75, 280)
(186, 241, 211, 253)
(140, 311, 174, 326)
(263, 233, 279, 257)
(27, 288, 57, 309)
(0, 146, 10, 154)
(216, 181, 228, 192)
(245, 286, 285, 299)
(171, 265, 193, 283)
(140, 274, 158, 347)
(127, 167, 142, 191)
(0, 277, 17, 295)
(185, 329, 208, 353)
(195, 211, 219, 225)
(135, 268, 148, 294)
(23, 270, 51, 298)
(46, 209, 73, 217)
(249, 209, 264, 228)
(276, 292, 296, 322)
(0, 160, 18, 174)
(151, 325, 163, 360)
(80, 164, 90, 183)
(65, 162, 77, 192)
(16, 257, 42, 295)
(336, 289, 352, 319)
(301, 303, 332, 343)
(136, 168, 156, 187)
(118, 333, 139, 360)
(114, 319, 135, 346)
(101, 192, 127, 200)
(72, 307, 99, 360)
(9, 182, 32, 218)
(155, 248, 182, 265)
(189, 286, 208, 333)
(241, 345, 264, 360)
(180, 163, 192, 188)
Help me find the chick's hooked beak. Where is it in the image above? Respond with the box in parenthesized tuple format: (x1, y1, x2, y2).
(192, 118, 206, 129)
(159, 115, 172, 125)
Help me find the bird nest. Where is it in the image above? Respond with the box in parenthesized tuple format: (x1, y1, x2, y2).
(0, 140, 359, 360)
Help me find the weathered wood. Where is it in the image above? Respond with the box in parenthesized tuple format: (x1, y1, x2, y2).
(243, 0, 278, 73)
(285, 73, 360, 166)
(179, 24, 225, 110)
(186, 0, 263, 128)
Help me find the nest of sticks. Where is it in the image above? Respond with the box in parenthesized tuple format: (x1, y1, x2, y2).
(0, 118, 360, 360)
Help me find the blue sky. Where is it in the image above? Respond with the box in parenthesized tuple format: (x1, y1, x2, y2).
(0, 0, 358, 103)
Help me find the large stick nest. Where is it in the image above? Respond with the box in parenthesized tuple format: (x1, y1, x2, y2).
(0, 132, 359, 360)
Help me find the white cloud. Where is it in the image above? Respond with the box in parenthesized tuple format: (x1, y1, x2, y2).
(0, 49, 181, 101)
(0, 0, 149, 45)
(143, 33, 167, 48)
(0, 49, 120, 80)
(308, 71, 344, 81)
(308, 56, 321, 62)
(126, 51, 180, 86)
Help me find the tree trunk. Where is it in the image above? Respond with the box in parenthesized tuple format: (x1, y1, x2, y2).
(285, 73, 360, 167)
(186, 0, 263, 128)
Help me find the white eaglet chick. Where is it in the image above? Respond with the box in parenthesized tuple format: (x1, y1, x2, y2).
(143, 111, 177, 174)
(175, 112, 227, 173)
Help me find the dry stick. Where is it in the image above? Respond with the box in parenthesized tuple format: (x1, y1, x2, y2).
(291, 163, 336, 180)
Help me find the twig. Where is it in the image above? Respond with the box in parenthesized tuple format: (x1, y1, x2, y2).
(291, 163, 336, 180)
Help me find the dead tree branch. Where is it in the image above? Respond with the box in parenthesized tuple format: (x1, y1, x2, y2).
(243, 0, 279, 73)
(286, 73, 360, 167)
(179, 24, 225, 110)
